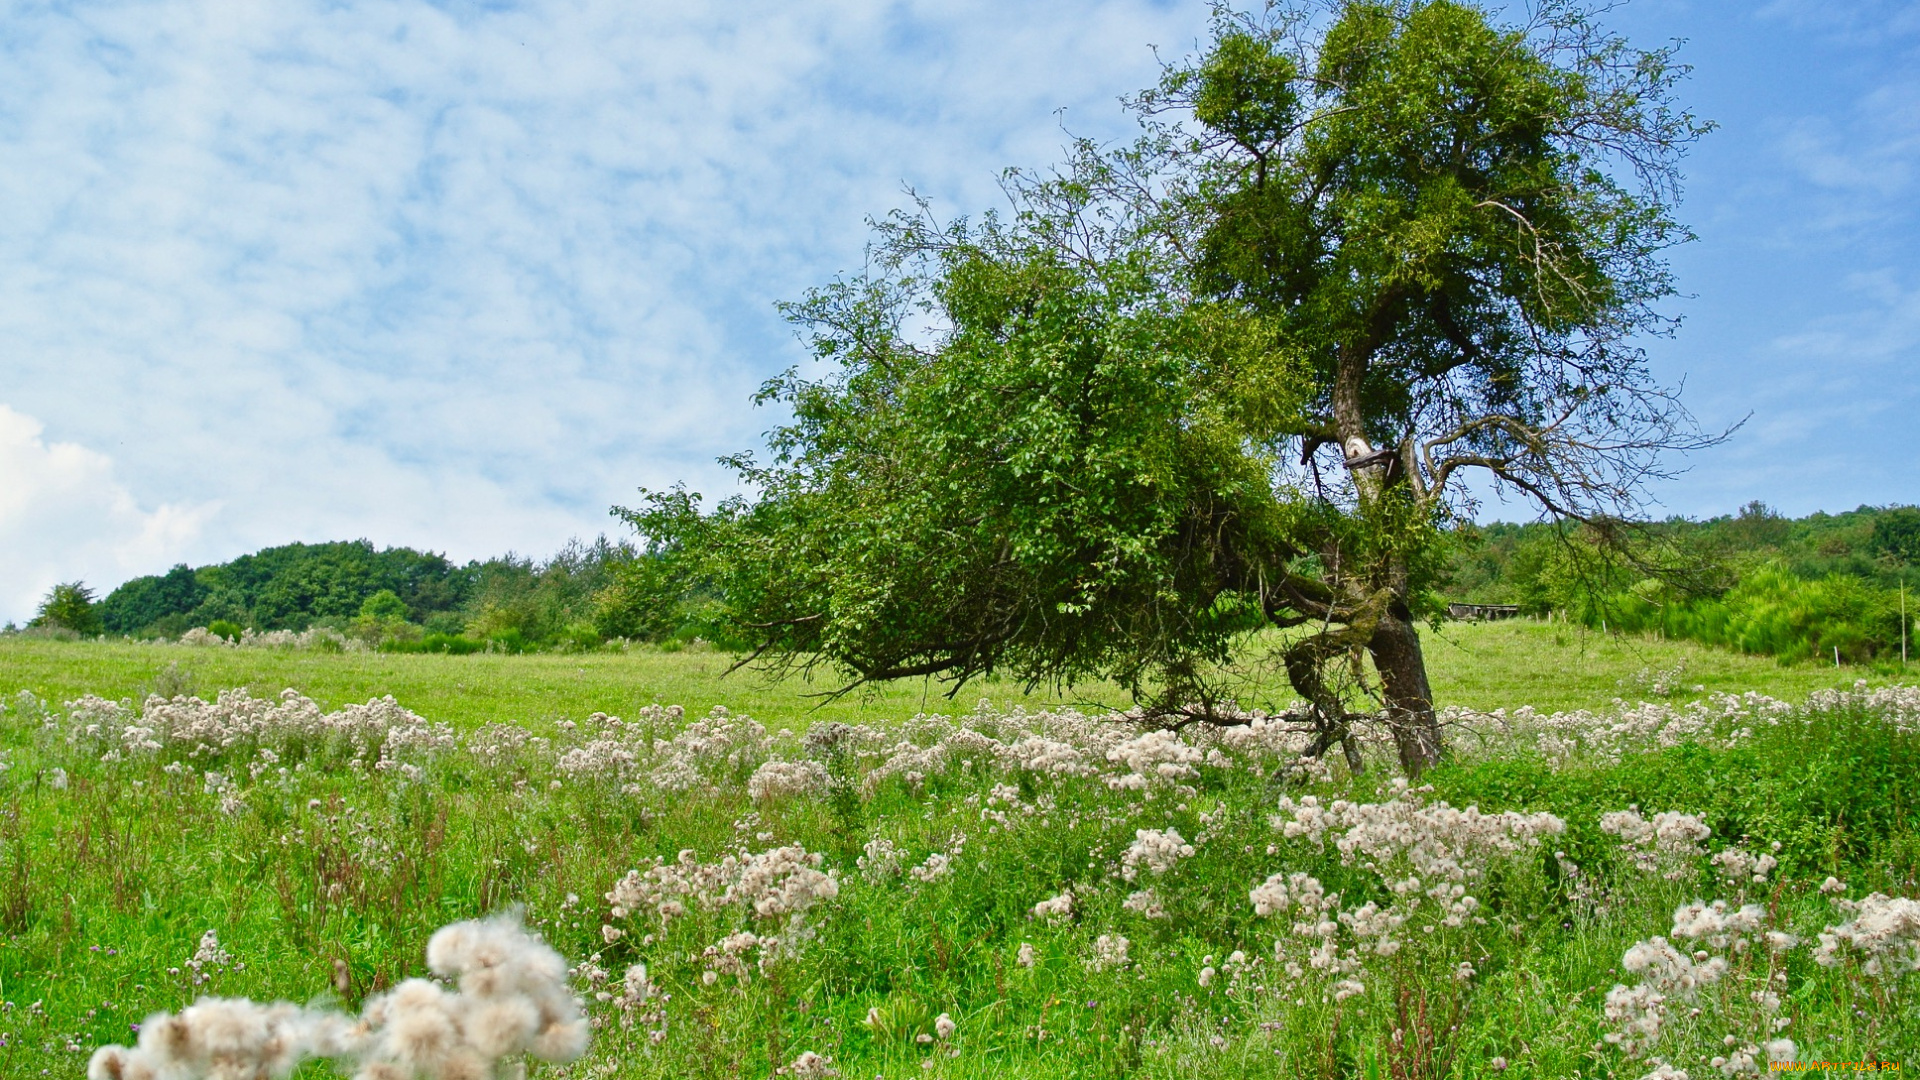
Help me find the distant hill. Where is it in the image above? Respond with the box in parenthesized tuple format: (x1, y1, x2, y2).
(97, 536, 633, 648)
(1446, 502, 1920, 663)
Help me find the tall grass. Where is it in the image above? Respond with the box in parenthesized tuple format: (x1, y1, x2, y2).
(3, 678, 1916, 1078)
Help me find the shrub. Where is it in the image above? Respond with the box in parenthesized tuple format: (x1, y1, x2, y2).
(29, 581, 102, 636)
(382, 632, 485, 655)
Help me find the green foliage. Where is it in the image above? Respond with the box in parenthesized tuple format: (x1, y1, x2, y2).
(615, 0, 1708, 762)
(3, 617, 1902, 731)
(464, 538, 633, 648)
(98, 540, 467, 636)
(1447, 504, 1920, 663)
(617, 210, 1308, 709)
(29, 581, 102, 636)
(1873, 506, 1920, 564)
(381, 632, 486, 655)
(1, 661, 1914, 1078)
(96, 537, 636, 652)
(206, 619, 245, 642)
(1431, 697, 1920, 884)
(97, 564, 208, 635)
(359, 589, 409, 620)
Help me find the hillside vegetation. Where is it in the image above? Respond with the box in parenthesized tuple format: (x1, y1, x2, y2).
(1447, 502, 1920, 666)
(29, 537, 636, 653)
(3, 637, 1914, 1079)
(22, 503, 1918, 677)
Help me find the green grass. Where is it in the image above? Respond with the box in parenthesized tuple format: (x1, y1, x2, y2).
(0, 618, 1903, 730)
(0, 639, 1132, 732)
(1, 623, 1916, 1079)
(1420, 617, 1908, 711)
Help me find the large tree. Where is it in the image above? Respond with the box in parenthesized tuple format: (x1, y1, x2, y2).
(616, 0, 1714, 775)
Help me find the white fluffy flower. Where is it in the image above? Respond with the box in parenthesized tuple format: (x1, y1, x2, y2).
(1030, 891, 1074, 924)
(1121, 828, 1194, 882)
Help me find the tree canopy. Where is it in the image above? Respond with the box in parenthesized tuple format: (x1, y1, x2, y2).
(613, 0, 1715, 775)
(31, 581, 102, 636)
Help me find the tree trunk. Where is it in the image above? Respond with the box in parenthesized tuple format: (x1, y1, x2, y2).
(1329, 331, 1446, 776)
(1369, 610, 1443, 776)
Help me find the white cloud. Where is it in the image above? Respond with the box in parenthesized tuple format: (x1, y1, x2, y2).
(0, 405, 216, 623)
(0, 0, 1208, 593)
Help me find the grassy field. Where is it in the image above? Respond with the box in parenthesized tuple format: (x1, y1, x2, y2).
(3, 623, 1916, 1079)
(0, 618, 1904, 730)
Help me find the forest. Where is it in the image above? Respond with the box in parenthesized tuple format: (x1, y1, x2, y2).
(1446, 501, 1920, 664)
(18, 500, 1913, 669)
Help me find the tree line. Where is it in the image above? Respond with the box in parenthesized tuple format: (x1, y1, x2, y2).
(19, 537, 643, 652)
(1449, 502, 1920, 664)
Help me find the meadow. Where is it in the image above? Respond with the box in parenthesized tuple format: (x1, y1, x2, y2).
(2, 621, 1915, 1079)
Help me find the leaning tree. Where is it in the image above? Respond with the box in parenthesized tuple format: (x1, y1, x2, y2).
(614, 0, 1716, 775)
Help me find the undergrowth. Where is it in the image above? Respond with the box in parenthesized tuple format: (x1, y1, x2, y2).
(1, 682, 1915, 1078)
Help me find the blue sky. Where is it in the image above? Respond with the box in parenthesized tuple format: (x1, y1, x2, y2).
(0, 0, 1915, 622)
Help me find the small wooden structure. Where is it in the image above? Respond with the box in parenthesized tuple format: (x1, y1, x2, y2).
(1447, 602, 1522, 621)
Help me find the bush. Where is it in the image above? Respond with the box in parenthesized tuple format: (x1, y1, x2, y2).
(1585, 562, 1903, 664)
(30, 582, 102, 637)
(205, 619, 245, 643)
(380, 632, 484, 655)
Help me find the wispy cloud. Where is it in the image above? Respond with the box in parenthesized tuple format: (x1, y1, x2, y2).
(3, 0, 1916, 613)
(0, 0, 1206, 613)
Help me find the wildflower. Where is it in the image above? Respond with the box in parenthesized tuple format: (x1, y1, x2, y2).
(87, 914, 586, 1080)
(1601, 810, 1711, 878)
(1030, 891, 1074, 924)
(858, 837, 903, 883)
(909, 854, 953, 884)
(1812, 892, 1920, 974)
(747, 760, 829, 802)
(779, 1050, 840, 1077)
(1087, 935, 1130, 971)
(1120, 828, 1193, 882)
(1016, 943, 1035, 968)
(934, 1013, 956, 1040)
(1709, 846, 1777, 887)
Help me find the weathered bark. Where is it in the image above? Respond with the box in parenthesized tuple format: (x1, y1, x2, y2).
(1368, 609, 1443, 776)
(1326, 324, 1448, 776)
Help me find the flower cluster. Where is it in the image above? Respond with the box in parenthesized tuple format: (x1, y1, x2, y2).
(1119, 828, 1194, 882)
(88, 914, 587, 1080)
(605, 842, 842, 991)
(1600, 809, 1712, 879)
(175, 626, 357, 650)
(65, 689, 455, 775)
(1441, 691, 1799, 766)
(1709, 843, 1779, 892)
(1812, 892, 1920, 976)
(1030, 891, 1075, 925)
(1087, 933, 1130, 971)
(1104, 730, 1202, 790)
(1604, 898, 1797, 1073)
(1277, 781, 1565, 886)
(747, 760, 829, 802)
